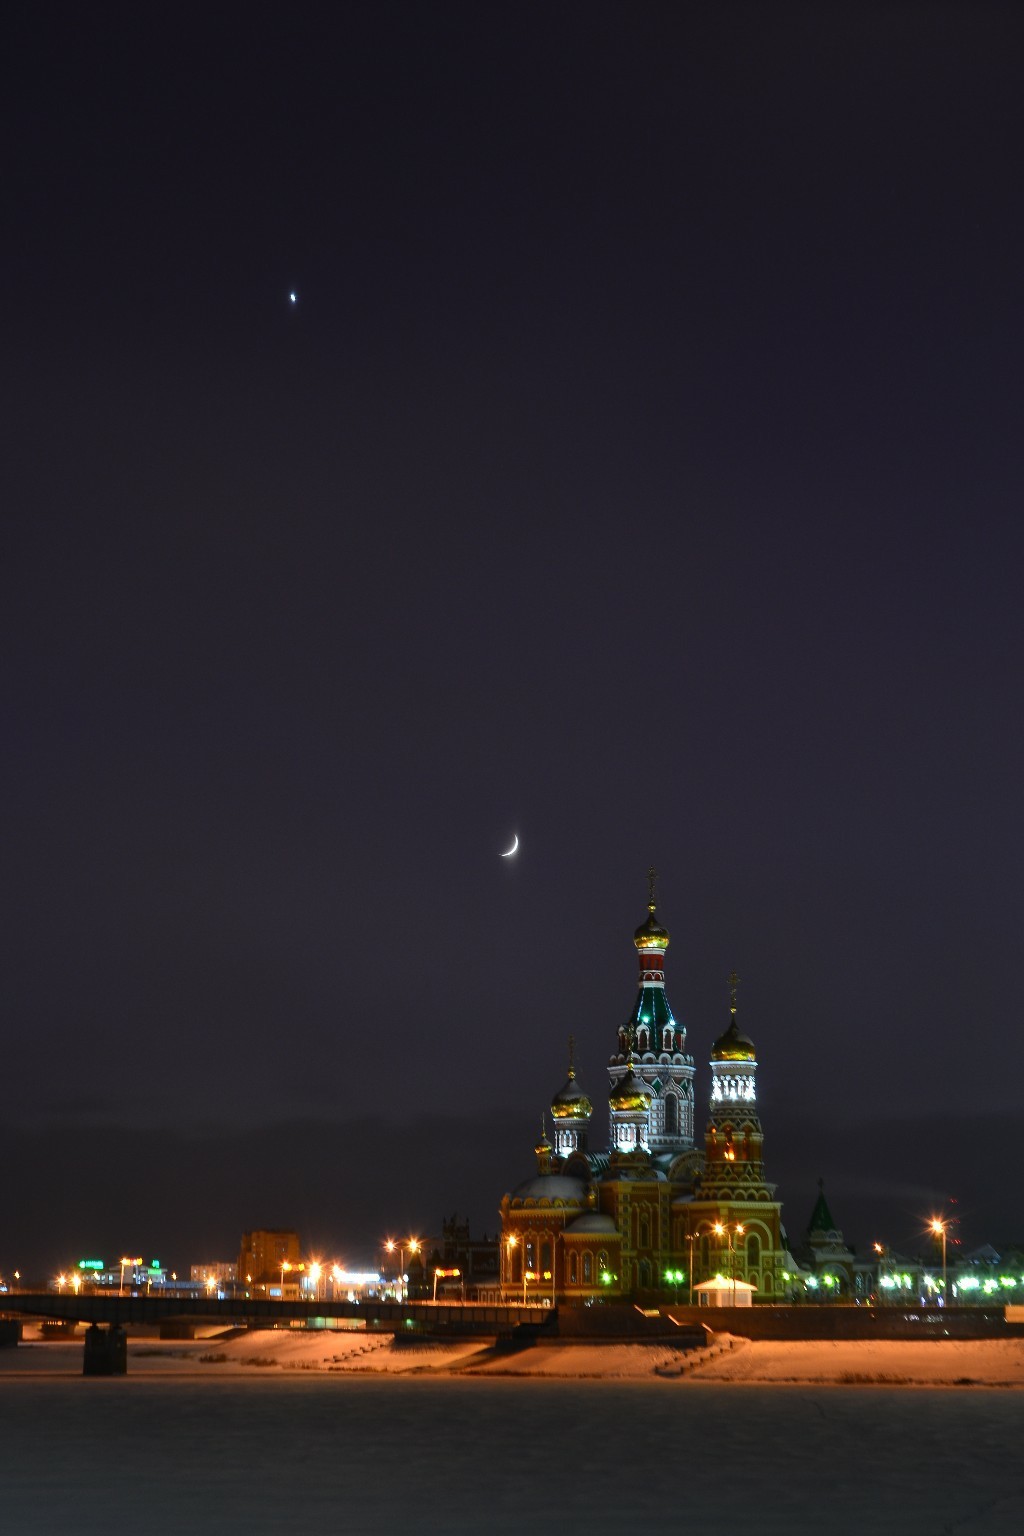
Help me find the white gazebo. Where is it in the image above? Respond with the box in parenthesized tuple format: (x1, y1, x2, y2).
(693, 1276, 756, 1308)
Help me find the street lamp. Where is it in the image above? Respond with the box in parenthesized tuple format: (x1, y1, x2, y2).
(713, 1222, 745, 1304)
(280, 1259, 291, 1296)
(308, 1262, 322, 1301)
(407, 1239, 421, 1300)
(117, 1256, 142, 1297)
(686, 1222, 727, 1305)
(930, 1218, 948, 1304)
(505, 1235, 519, 1300)
(384, 1240, 408, 1301)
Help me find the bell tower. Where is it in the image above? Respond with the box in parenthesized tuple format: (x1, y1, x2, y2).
(684, 973, 786, 1298)
(607, 869, 695, 1157)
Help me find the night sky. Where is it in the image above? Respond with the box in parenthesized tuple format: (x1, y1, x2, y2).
(4, 2, 1023, 1278)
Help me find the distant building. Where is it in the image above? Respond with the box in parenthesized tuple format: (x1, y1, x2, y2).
(421, 1215, 500, 1301)
(792, 1181, 863, 1298)
(499, 875, 787, 1304)
(238, 1229, 301, 1293)
(191, 1262, 238, 1286)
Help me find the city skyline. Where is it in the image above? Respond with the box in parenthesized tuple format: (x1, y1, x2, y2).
(3, 4, 1023, 1274)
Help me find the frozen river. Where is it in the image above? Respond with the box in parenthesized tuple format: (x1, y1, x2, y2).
(1, 1375, 1022, 1534)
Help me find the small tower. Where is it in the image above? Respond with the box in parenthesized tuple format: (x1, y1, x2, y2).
(705, 971, 763, 1174)
(550, 1036, 594, 1160)
(685, 973, 785, 1298)
(608, 1050, 653, 1153)
(534, 1116, 553, 1176)
(608, 869, 695, 1156)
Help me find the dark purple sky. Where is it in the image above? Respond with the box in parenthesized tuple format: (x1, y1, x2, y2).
(3, 2, 1023, 1277)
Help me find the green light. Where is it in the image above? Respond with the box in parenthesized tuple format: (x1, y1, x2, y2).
(150, 1260, 161, 1270)
(78, 1259, 104, 1270)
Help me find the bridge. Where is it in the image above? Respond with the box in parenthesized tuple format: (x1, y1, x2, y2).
(0, 1292, 554, 1374)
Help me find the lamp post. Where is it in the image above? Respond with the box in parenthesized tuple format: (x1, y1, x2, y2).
(505, 1235, 518, 1301)
(686, 1224, 721, 1305)
(713, 1222, 745, 1304)
(930, 1219, 948, 1304)
(280, 1259, 291, 1296)
(119, 1256, 142, 1297)
(872, 1242, 887, 1302)
(384, 1240, 403, 1300)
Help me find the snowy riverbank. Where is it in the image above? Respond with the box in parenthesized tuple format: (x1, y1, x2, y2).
(5, 1328, 1024, 1385)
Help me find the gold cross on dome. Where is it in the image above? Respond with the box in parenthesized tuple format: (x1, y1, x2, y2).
(729, 971, 740, 1012)
(647, 865, 658, 911)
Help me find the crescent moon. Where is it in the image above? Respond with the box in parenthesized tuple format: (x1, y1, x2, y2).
(501, 834, 519, 858)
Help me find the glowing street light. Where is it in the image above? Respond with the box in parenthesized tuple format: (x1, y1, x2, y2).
(505, 1235, 519, 1299)
(308, 1262, 322, 1301)
(385, 1239, 420, 1301)
(713, 1222, 746, 1304)
(280, 1259, 292, 1296)
(664, 1268, 685, 1303)
(930, 1218, 948, 1303)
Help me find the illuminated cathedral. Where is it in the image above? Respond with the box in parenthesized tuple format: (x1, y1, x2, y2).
(499, 872, 787, 1304)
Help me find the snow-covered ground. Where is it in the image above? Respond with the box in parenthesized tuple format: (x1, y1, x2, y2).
(4, 1326, 1024, 1385)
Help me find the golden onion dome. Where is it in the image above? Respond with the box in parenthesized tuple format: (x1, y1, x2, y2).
(634, 907, 669, 951)
(550, 1070, 594, 1122)
(711, 1017, 756, 1062)
(609, 1066, 652, 1113)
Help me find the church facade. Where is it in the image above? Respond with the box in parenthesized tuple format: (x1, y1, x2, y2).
(499, 875, 787, 1304)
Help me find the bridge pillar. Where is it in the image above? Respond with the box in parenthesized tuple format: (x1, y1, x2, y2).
(83, 1323, 127, 1376)
(159, 1321, 196, 1340)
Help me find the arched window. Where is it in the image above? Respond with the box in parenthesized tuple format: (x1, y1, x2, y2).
(639, 1259, 651, 1290)
(639, 1218, 650, 1249)
(746, 1234, 760, 1268)
(664, 1095, 678, 1134)
(540, 1240, 552, 1274)
(583, 1252, 593, 1284)
(569, 1252, 578, 1285)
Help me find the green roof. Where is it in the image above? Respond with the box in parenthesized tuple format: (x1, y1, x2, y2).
(624, 985, 680, 1052)
(807, 1183, 839, 1236)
